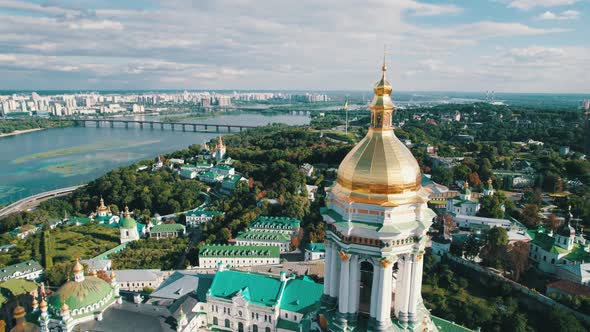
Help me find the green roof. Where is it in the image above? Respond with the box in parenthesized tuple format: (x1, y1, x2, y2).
(48, 276, 114, 311)
(321, 207, 424, 235)
(0, 279, 38, 295)
(214, 164, 232, 171)
(531, 233, 555, 251)
(564, 245, 590, 263)
(251, 216, 301, 229)
(453, 199, 477, 207)
(236, 230, 291, 242)
(222, 174, 243, 184)
(305, 242, 325, 253)
(180, 169, 196, 177)
(200, 171, 217, 178)
(91, 242, 129, 260)
(199, 245, 279, 258)
(208, 270, 283, 307)
(276, 319, 301, 331)
(431, 316, 474, 332)
(280, 275, 323, 314)
(186, 210, 223, 217)
(94, 215, 113, 223)
(150, 223, 185, 233)
(70, 216, 92, 224)
(119, 216, 137, 229)
(0, 260, 43, 281)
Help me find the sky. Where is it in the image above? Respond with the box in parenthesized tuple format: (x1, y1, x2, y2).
(0, 0, 588, 93)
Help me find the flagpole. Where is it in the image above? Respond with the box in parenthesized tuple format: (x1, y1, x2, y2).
(344, 97, 349, 135)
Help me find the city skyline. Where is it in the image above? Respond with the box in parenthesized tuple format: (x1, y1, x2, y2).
(0, 0, 589, 93)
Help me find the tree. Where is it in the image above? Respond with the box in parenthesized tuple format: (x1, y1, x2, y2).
(521, 188, 542, 205)
(450, 241, 464, 258)
(467, 172, 482, 188)
(544, 214, 561, 232)
(463, 235, 481, 261)
(478, 195, 505, 219)
(480, 227, 508, 268)
(432, 166, 453, 186)
(521, 204, 541, 228)
(505, 241, 529, 281)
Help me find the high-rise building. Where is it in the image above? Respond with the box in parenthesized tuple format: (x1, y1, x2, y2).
(320, 61, 439, 331)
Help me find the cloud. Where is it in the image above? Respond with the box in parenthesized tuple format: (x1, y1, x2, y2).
(504, 0, 579, 11)
(0, 0, 585, 92)
(537, 10, 580, 20)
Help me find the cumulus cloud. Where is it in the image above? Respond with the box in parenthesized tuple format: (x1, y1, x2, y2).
(0, 0, 585, 92)
(537, 10, 580, 20)
(504, 0, 579, 11)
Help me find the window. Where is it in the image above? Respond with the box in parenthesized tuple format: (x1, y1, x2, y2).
(213, 317, 218, 325)
(225, 319, 230, 328)
(253, 325, 258, 332)
(239, 311, 242, 317)
(238, 322, 244, 332)
(266, 327, 271, 332)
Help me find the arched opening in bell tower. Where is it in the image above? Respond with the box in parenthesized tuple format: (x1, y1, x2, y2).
(359, 261, 374, 315)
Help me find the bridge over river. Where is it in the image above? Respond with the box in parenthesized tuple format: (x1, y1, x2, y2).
(61, 118, 257, 133)
(0, 185, 84, 219)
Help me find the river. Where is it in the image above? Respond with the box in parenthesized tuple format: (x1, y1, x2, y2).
(0, 112, 310, 205)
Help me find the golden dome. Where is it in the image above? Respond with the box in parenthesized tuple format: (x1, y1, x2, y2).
(61, 299, 69, 312)
(97, 197, 109, 212)
(39, 298, 47, 310)
(13, 305, 26, 319)
(72, 258, 83, 274)
(335, 60, 421, 204)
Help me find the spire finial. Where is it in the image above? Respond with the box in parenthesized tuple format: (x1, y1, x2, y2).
(382, 45, 387, 73)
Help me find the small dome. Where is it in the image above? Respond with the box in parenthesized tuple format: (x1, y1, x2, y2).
(72, 259, 84, 274)
(13, 305, 25, 319)
(49, 276, 114, 313)
(39, 298, 47, 310)
(461, 182, 471, 195)
(119, 206, 137, 229)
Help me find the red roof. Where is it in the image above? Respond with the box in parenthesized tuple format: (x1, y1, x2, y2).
(547, 279, 590, 297)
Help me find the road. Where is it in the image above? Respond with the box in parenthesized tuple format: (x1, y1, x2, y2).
(0, 185, 84, 219)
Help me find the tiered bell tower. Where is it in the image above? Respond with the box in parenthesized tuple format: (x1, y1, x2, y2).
(321, 59, 437, 331)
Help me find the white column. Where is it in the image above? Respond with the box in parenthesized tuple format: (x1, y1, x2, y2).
(323, 241, 332, 297)
(393, 255, 405, 319)
(370, 260, 381, 319)
(338, 254, 350, 315)
(376, 261, 393, 328)
(407, 253, 424, 323)
(348, 255, 359, 315)
(398, 254, 413, 323)
(329, 246, 340, 298)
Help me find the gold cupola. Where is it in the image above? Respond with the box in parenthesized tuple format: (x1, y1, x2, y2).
(334, 58, 422, 205)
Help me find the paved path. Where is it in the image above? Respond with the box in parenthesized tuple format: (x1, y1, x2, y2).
(0, 185, 84, 219)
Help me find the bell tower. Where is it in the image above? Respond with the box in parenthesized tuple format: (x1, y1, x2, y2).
(321, 59, 437, 331)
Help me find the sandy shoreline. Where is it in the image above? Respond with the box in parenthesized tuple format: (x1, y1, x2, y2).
(0, 128, 44, 138)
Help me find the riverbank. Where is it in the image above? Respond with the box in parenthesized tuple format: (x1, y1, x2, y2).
(0, 128, 44, 138)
